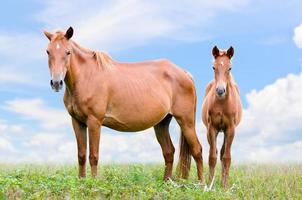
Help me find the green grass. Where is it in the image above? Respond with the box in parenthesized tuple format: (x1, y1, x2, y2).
(0, 163, 301, 199)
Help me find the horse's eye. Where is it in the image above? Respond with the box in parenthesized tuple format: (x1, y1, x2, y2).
(66, 50, 71, 55)
(212, 66, 215, 71)
(229, 68, 232, 71)
(46, 50, 49, 55)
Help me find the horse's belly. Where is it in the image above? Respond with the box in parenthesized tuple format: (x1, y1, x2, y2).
(103, 102, 170, 132)
(102, 111, 168, 132)
(102, 75, 173, 131)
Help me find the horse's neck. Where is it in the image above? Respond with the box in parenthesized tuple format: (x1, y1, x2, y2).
(64, 42, 99, 95)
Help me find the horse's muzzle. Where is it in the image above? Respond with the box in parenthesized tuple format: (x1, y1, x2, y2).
(50, 79, 63, 92)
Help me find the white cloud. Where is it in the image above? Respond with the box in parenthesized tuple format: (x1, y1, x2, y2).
(0, 66, 34, 84)
(293, 23, 302, 48)
(0, 119, 24, 135)
(0, 32, 48, 86)
(100, 128, 163, 163)
(234, 73, 302, 162)
(0, 138, 15, 152)
(25, 133, 64, 147)
(38, 0, 249, 50)
(4, 98, 69, 129)
(0, 33, 44, 61)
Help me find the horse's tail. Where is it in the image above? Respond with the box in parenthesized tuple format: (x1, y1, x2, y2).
(177, 131, 191, 179)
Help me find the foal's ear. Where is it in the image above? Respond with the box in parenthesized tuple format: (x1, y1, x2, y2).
(44, 30, 53, 41)
(65, 27, 74, 40)
(227, 46, 234, 59)
(212, 45, 220, 58)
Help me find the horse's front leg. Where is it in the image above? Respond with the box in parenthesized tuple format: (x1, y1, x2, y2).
(221, 125, 235, 188)
(87, 116, 102, 178)
(72, 117, 87, 178)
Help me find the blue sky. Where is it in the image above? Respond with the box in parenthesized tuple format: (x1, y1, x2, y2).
(1, 0, 302, 163)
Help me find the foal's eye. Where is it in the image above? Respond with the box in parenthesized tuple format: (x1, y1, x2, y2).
(212, 66, 215, 71)
(66, 50, 71, 55)
(46, 50, 49, 55)
(228, 68, 232, 71)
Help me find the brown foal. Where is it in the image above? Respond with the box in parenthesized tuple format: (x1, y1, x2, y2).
(44, 27, 203, 181)
(202, 46, 242, 188)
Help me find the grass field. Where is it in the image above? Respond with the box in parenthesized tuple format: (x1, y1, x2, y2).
(0, 163, 301, 199)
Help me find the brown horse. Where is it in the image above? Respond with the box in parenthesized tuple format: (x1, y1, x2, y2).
(202, 46, 242, 188)
(43, 27, 203, 181)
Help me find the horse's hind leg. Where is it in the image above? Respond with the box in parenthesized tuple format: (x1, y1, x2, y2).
(154, 114, 175, 181)
(175, 115, 203, 181)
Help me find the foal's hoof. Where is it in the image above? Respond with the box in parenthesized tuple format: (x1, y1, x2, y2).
(78, 173, 86, 179)
(222, 182, 229, 189)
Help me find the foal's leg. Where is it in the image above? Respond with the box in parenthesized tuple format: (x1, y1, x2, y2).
(207, 126, 218, 184)
(87, 117, 101, 178)
(72, 118, 87, 178)
(221, 126, 235, 188)
(154, 115, 175, 181)
(176, 116, 203, 182)
(220, 137, 226, 183)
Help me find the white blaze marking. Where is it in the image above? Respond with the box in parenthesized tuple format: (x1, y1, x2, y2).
(217, 81, 226, 89)
(221, 61, 224, 65)
(56, 43, 60, 49)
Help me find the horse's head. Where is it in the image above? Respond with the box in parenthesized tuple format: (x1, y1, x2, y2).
(44, 27, 74, 92)
(211, 45, 234, 99)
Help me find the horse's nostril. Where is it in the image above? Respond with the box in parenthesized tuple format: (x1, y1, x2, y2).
(59, 80, 63, 86)
(50, 80, 53, 86)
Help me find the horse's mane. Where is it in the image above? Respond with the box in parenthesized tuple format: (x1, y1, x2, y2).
(95, 51, 114, 69)
(70, 40, 114, 69)
(71, 40, 93, 55)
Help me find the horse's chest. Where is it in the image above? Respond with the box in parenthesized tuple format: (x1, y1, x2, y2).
(65, 99, 87, 122)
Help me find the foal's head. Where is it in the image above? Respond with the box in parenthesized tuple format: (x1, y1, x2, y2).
(211, 46, 234, 99)
(44, 27, 74, 92)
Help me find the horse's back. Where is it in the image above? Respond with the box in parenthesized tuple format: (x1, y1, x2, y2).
(103, 59, 196, 131)
(114, 59, 195, 97)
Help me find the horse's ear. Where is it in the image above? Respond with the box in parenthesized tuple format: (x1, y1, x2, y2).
(65, 27, 74, 40)
(44, 30, 53, 41)
(227, 46, 234, 59)
(212, 45, 220, 58)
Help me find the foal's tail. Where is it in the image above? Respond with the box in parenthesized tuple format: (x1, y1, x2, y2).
(177, 131, 191, 179)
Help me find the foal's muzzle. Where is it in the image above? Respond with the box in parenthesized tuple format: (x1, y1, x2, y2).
(216, 87, 226, 98)
(50, 79, 63, 92)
